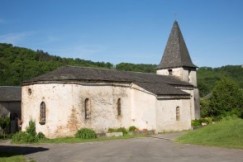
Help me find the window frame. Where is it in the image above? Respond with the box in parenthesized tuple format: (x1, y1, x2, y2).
(176, 106, 180, 121)
(39, 101, 46, 125)
(84, 98, 91, 120)
(117, 98, 121, 116)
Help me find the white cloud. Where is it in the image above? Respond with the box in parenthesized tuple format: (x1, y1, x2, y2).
(0, 32, 34, 44)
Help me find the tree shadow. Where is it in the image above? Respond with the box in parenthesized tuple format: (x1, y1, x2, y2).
(0, 145, 49, 157)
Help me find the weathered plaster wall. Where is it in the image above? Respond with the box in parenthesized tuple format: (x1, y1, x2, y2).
(180, 89, 195, 120)
(130, 84, 157, 130)
(156, 99, 191, 132)
(180, 88, 201, 120)
(22, 82, 194, 138)
(157, 67, 200, 120)
(194, 88, 200, 119)
(157, 68, 187, 81)
(157, 68, 197, 87)
(22, 83, 132, 138)
(188, 70, 197, 87)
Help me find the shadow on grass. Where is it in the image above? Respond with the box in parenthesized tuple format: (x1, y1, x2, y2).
(0, 145, 48, 157)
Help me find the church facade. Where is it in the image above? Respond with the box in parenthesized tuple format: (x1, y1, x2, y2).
(21, 21, 200, 138)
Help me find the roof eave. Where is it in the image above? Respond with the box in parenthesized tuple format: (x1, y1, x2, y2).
(157, 64, 198, 70)
(156, 94, 190, 100)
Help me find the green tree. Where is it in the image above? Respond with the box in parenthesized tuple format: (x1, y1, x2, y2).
(208, 78, 243, 118)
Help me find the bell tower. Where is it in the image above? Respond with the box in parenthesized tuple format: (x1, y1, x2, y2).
(157, 21, 200, 119)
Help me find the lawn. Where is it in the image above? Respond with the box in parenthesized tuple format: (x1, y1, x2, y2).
(177, 118, 243, 149)
(38, 134, 146, 144)
(0, 152, 34, 162)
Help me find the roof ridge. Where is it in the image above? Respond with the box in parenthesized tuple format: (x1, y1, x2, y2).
(64, 65, 156, 75)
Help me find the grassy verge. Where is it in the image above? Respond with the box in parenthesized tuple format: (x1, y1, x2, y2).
(0, 152, 33, 162)
(38, 134, 146, 144)
(177, 118, 243, 149)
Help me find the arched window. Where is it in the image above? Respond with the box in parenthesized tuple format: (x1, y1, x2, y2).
(28, 88, 32, 95)
(176, 106, 180, 121)
(40, 102, 46, 125)
(117, 98, 121, 116)
(84, 98, 91, 119)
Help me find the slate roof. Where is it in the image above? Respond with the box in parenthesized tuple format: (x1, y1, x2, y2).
(23, 66, 192, 96)
(0, 86, 21, 102)
(158, 21, 197, 69)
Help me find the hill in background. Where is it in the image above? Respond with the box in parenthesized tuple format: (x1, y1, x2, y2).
(0, 43, 242, 97)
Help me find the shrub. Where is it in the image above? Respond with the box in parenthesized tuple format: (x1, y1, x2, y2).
(12, 132, 28, 143)
(12, 120, 42, 143)
(26, 120, 36, 137)
(75, 128, 97, 139)
(192, 118, 214, 129)
(0, 116, 10, 130)
(12, 131, 37, 143)
(37, 132, 46, 139)
(117, 127, 128, 135)
(0, 116, 10, 138)
(108, 128, 115, 133)
(108, 127, 128, 135)
(191, 120, 201, 129)
(208, 78, 243, 118)
(128, 126, 137, 132)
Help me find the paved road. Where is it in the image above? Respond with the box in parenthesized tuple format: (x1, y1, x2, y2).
(1, 134, 243, 162)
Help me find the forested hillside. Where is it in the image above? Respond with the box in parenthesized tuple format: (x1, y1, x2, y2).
(116, 63, 156, 73)
(197, 66, 243, 97)
(0, 43, 242, 97)
(0, 43, 113, 85)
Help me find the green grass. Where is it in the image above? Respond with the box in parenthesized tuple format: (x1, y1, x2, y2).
(37, 134, 146, 144)
(177, 118, 243, 149)
(0, 153, 30, 162)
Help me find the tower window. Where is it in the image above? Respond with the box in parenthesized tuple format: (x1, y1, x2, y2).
(84, 98, 91, 119)
(188, 70, 191, 82)
(168, 69, 173, 75)
(176, 106, 180, 121)
(117, 98, 121, 116)
(40, 102, 46, 125)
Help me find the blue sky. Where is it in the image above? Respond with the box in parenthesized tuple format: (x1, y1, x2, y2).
(0, 0, 242, 67)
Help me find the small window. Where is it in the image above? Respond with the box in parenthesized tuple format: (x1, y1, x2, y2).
(84, 98, 91, 119)
(176, 106, 180, 121)
(28, 88, 32, 95)
(117, 98, 121, 116)
(40, 102, 46, 125)
(168, 69, 173, 75)
(188, 70, 191, 82)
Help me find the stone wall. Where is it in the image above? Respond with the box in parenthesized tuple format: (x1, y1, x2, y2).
(22, 83, 132, 138)
(156, 99, 191, 132)
(22, 82, 193, 138)
(130, 84, 157, 130)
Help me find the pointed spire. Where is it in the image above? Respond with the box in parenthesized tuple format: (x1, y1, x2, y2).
(158, 21, 197, 69)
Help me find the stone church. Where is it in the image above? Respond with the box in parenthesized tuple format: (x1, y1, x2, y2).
(21, 21, 200, 138)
